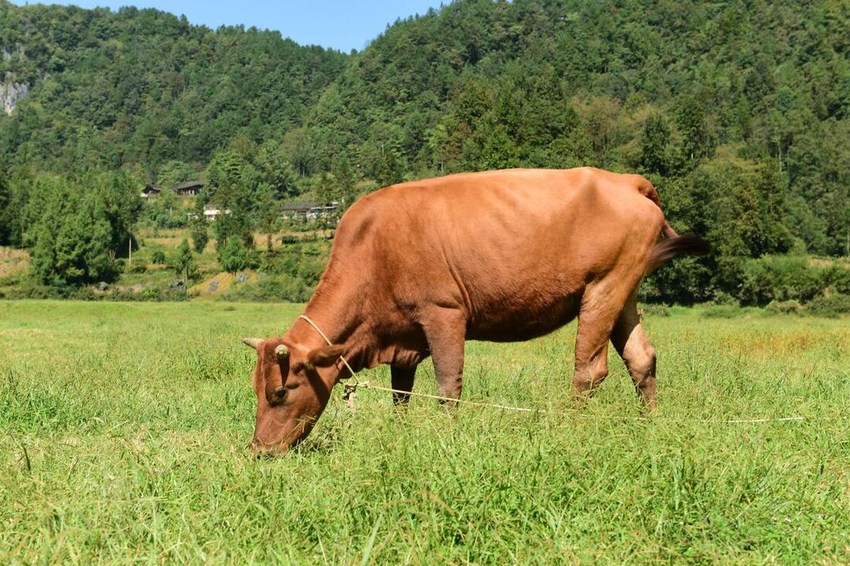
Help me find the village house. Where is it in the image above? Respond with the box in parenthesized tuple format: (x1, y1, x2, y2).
(281, 201, 339, 221)
(203, 203, 230, 222)
(140, 184, 163, 200)
(173, 181, 204, 196)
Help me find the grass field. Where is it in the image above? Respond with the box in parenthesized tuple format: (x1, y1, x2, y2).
(1, 301, 849, 565)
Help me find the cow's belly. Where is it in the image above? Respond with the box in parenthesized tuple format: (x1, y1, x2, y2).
(466, 292, 581, 343)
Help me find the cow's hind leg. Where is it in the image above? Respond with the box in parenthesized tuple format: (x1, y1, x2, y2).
(572, 283, 633, 399)
(420, 307, 467, 404)
(611, 297, 657, 410)
(390, 365, 416, 406)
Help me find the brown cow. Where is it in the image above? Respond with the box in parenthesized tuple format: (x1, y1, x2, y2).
(242, 168, 709, 455)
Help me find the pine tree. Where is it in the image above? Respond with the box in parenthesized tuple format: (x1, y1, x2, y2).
(332, 156, 356, 215)
(254, 183, 281, 256)
(376, 151, 404, 187)
(640, 115, 671, 176)
(190, 199, 209, 253)
(173, 239, 197, 282)
(0, 171, 10, 245)
(207, 150, 254, 250)
(219, 237, 248, 274)
(27, 176, 139, 286)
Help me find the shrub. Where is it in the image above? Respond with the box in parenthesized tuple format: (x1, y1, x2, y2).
(805, 294, 850, 318)
(765, 299, 802, 315)
(155, 212, 187, 229)
(108, 285, 187, 302)
(223, 276, 311, 302)
(640, 304, 670, 317)
(701, 304, 752, 318)
(151, 250, 167, 264)
(739, 256, 850, 305)
(219, 238, 248, 273)
(245, 248, 263, 270)
(297, 257, 327, 286)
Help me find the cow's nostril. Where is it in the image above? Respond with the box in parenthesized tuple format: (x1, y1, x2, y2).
(249, 438, 278, 458)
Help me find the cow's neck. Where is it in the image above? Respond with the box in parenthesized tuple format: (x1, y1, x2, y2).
(289, 275, 380, 373)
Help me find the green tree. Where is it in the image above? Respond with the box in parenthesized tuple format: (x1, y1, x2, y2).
(172, 239, 198, 282)
(256, 141, 298, 198)
(189, 199, 209, 253)
(332, 156, 356, 214)
(156, 160, 197, 188)
(639, 115, 672, 176)
(219, 237, 248, 274)
(27, 175, 141, 286)
(0, 170, 10, 245)
(254, 183, 281, 256)
(375, 150, 404, 187)
(676, 94, 716, 166)
(206, 150, 255, 250)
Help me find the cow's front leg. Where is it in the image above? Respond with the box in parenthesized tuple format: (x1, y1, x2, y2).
(421, 307, 467, 404)
(390, 365, 416, 405)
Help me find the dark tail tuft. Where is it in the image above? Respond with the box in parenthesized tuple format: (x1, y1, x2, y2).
(647, 234, 711, 273)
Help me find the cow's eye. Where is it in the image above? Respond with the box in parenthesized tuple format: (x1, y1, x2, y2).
(270, 386, 287, 405)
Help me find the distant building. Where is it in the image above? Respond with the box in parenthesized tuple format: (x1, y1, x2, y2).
(203, 203, 230, 222)
(173, 181, 204, 196)
(140, 184, 163, 200)
(281, 201, 339, 221)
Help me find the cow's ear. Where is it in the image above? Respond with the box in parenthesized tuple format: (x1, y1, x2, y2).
(305, 345, 344, 368)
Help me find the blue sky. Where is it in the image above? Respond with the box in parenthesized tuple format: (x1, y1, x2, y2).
(10, 1, 447, 52)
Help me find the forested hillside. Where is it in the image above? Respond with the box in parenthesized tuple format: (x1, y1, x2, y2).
(1, 0, 849, 305)
(0, 0, 348, 175)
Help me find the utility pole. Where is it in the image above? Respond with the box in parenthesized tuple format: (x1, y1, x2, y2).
(128, 235, 132, 267)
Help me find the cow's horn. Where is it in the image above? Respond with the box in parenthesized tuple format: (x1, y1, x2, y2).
(242, 338, 263, 350)
(275, 344, 289, 360)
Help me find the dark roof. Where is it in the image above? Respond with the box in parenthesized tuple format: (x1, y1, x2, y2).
(143, 184, 163, 192)
(173, 181, 204, 190)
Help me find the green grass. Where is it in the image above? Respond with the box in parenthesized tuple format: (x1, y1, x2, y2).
(1, 301, 849, 565)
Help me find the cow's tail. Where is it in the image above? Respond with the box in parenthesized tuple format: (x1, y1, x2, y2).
(637, 178, 711, 272)
(646, 222, 711, 274)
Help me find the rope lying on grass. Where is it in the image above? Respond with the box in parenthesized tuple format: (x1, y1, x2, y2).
(299, 315, 842, 425)
(341, 381, 837, 424)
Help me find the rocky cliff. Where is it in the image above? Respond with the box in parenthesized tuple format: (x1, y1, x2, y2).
(1, 76, 28, 115)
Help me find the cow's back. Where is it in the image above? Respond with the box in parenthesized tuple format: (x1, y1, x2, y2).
(331, 168, 664, 342)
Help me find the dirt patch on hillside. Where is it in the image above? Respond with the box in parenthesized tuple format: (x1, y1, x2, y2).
(808, 257, 850, 269)
(190, 271, 257, 299)
(0, 247, 29, 280)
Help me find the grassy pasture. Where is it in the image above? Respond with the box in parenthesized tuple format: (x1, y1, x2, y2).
(1, 301, 849, 565)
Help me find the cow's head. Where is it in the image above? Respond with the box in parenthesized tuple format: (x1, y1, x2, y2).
(242, 337, 344, 456)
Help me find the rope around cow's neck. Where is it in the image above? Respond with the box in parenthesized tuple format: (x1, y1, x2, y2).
(298, 314, 365, 410)
(295, 315, 839, 425)
(299, 314, 359, 381)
